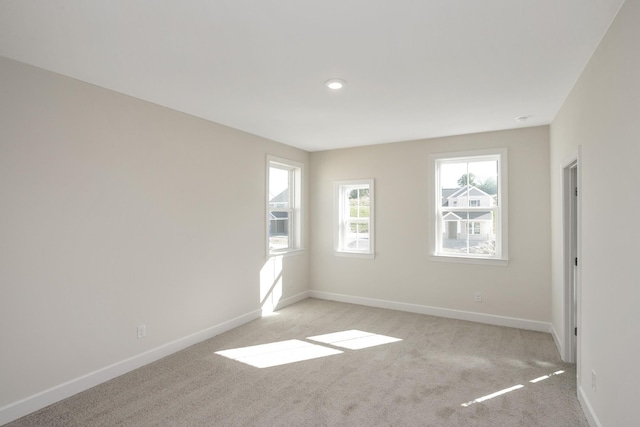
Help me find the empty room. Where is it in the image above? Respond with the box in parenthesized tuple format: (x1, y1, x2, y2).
(1, 1, 638, 426)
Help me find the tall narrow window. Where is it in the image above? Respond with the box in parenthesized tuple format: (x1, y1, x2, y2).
(267, 156, 302, 255)
(430, 149, 508, 264)
(335, 179, 374, 257)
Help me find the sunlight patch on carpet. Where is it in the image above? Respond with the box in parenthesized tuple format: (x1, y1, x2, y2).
(307, 329, 402, 350)
(216, 339, 343, 368)
(530, 370, 565, 383)
(462, 370, 566, 407)
(461, 384, 524, 407)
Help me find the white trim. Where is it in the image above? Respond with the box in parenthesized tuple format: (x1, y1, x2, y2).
(266, 155, 304, 256)
(560, 147, 581, 367)
(578, 385, 602, 427)
(561, 156, 575, 362)
(429, 147, 508, 264)
(429, 255, 508, 267)
(274, 290, 310, 311)
(309, 291, 551, 333)
(334, 179, 375, 257)
(277, 248, 305, 258)
(334, 251, 375, 259)
(0, 309, 256, 425)
(0, 291, 311, 425)
(550, 323, 562, 357)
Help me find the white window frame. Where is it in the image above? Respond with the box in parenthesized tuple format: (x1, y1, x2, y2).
(429, 148, 508, 266)
(334, 179, 375, 258)
(267, 156, 303, 256)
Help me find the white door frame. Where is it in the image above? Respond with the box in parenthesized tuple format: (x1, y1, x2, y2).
(561, 148, 581, 373)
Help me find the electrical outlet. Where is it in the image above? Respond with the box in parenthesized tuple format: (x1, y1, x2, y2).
(591, 370, 596, 391)
(475, 292, 482, 302)
(137, 324, 146, 339)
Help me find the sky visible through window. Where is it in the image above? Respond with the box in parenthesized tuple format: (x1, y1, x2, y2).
(440, 160, 497, 189)
(269, 166, 289, 202)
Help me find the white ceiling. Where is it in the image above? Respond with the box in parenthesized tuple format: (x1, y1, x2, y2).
(0, 0, 625, 151)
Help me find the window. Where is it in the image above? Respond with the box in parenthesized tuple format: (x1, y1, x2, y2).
(468, 222, 481, 235)
(430, 149, 508, 264)
(335, 179, 374, 257)
(267, 156, 302, 254)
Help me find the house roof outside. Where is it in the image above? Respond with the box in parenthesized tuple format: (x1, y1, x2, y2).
(442, 211, 493, 222)
(442, 185, 495, 207)
(441, 188, 458, 206)
(447, 185, 493, 200)
(269, 211, 289, 219)
(269, 188, 289, 206)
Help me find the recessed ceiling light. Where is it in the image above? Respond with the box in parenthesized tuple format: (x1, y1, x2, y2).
(325, 78, 346, 90)
(516, 115, 531, 123)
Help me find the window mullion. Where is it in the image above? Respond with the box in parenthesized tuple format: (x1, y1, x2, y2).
(268, 156, 302, 255)
(432, 150, 506, 261)
(335, 180, 374, 256)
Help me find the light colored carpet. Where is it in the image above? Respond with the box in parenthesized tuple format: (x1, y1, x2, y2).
(7, 298, 589, 426)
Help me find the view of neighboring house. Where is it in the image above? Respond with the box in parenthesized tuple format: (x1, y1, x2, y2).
(268, 188, 290, 250)
(268, 188, 289, 232)
(441, 185, 495, 240)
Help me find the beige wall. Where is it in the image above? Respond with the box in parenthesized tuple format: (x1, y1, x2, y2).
(0, 56, 309, 409)
(11, 5, 640, 420)
(310, 126, 551, 322)
(550, 0, 640, 425)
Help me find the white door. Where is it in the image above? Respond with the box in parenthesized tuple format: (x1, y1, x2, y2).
(570, 164, 578, 360)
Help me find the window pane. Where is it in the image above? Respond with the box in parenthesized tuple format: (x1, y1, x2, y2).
(348, 187, 370, 219)
(349, 221, 369, 234)
(441, 211, 496, 256)
(433, 150, 505, 261)
(267, 157, 302, 255)
(468, 160, 498, 204)
(440, 162, 467, 207)
(269, 211, 289, 250)
(269, 167, 289, 209)
(345, 221, 369, 250)
(336, 180, 374, 255)
(345, 186, 370, 252)
(440, 160, 498, 208)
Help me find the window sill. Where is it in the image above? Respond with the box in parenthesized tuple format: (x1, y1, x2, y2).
(269, 248, 305, 258)
(430, 254, 509, 267)
(335, 251, 375, 260)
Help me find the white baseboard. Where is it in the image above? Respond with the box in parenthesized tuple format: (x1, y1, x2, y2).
(578, 385, 602, 427)
(0, 308, 264, 426)
(0, 290, 314, 426)
(0, 289, 554, 426)
(275, 290, 310, 311)
(550, 323, 563, 357)
(309, 290, 552, 333)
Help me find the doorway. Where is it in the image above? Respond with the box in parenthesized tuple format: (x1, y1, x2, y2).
(562, 153, 580, 366)
(447, 221, 457, 239)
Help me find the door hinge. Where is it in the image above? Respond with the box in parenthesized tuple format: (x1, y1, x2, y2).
(575, 187, 578, 197)
(575, 257, 578, 266)
(575, 327, 577, 336)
